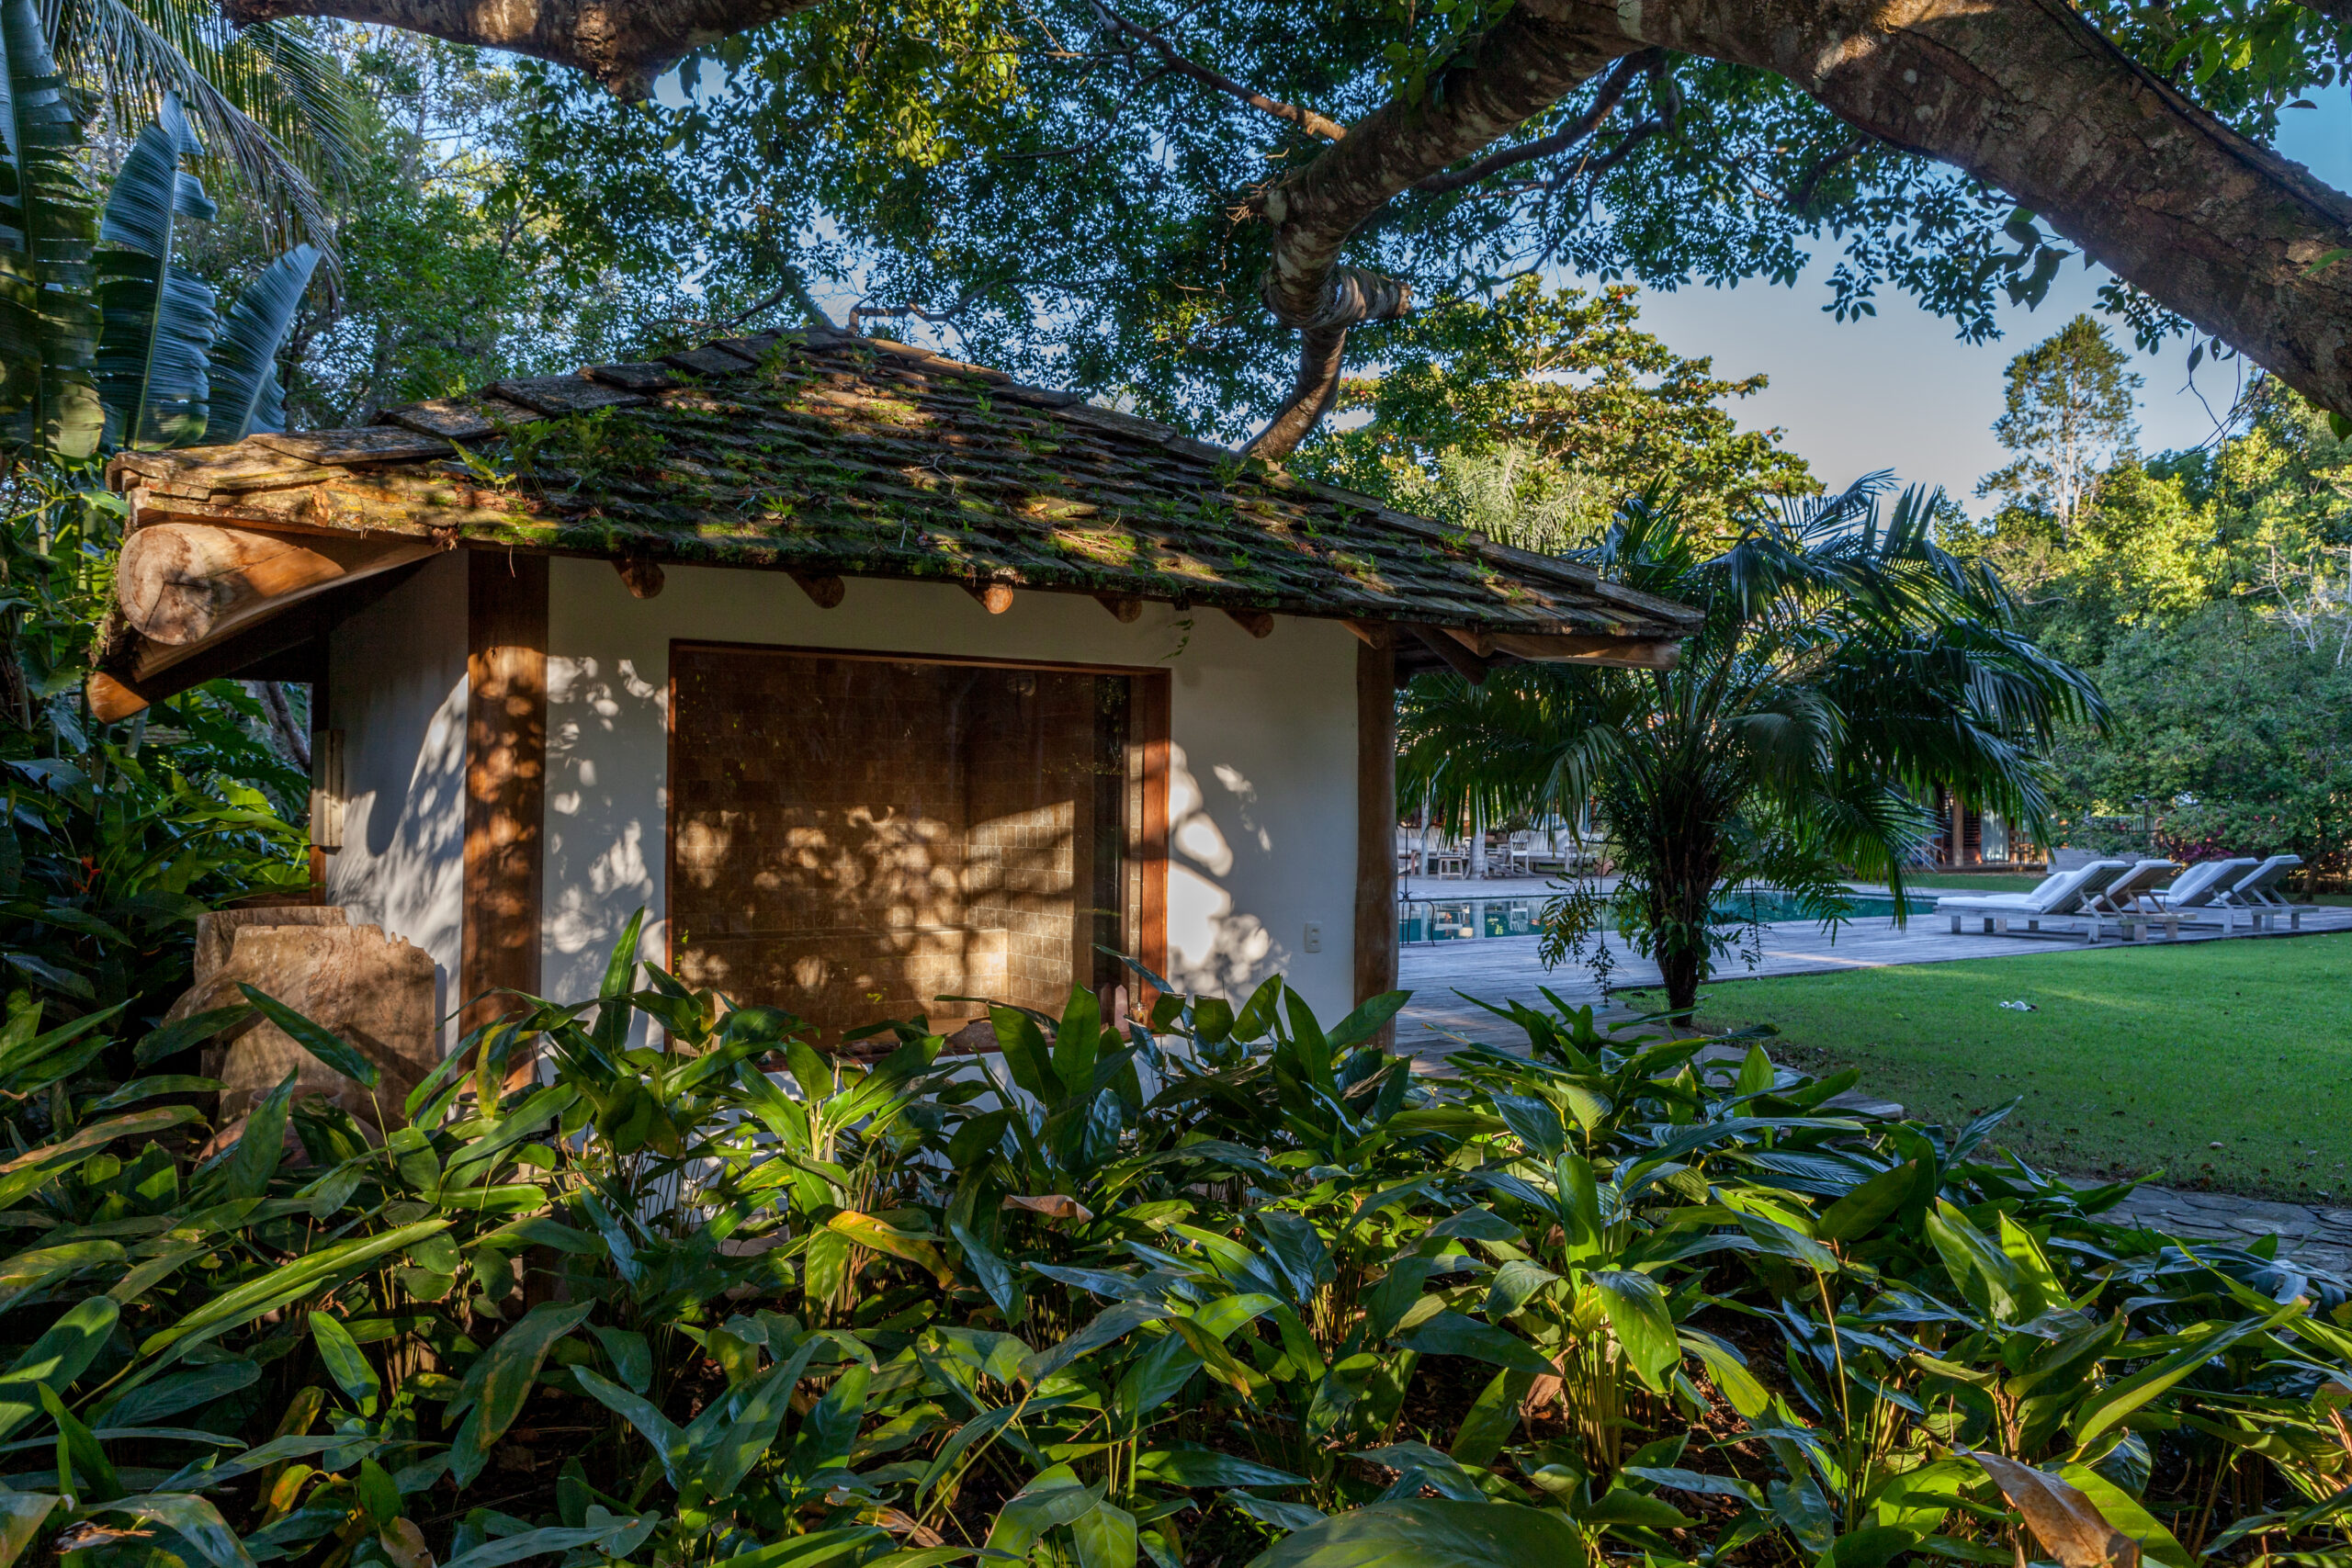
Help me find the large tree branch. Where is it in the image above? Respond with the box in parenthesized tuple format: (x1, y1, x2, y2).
(1085, 0, 1347, 141)
(1249, 0, 2352, 458)
(218, 0, 816, 96)
(1594, 0, 2352, 431)
(1412, 48, 1655, 195)
(1243, 8, 1636, 456)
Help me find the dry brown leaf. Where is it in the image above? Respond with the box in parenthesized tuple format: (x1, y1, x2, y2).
(1001, 1194, 1094, 1223)
(379, 1518, 436, 1568)
(827, 1490, 945, 1547)
(51, 1525, 154, 1552)
(1969, 1450, 2142, 1568)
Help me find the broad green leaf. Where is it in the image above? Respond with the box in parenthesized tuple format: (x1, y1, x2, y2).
(571, 1367, 685, 1478)
(106, 1493, 251, 1568)
(308, 1313, 379, 1412)
(221, 1069, 298, 1201)
(1246, 1499, 1585, 1568)
(1490, 1093, 1564, 1158)
(0, 1105, 199, 1210)
(1448, 1368, 1535, 1470)
(1396, 1311, 1555, 1376)
(0, 1492, 56, 1568)
(827, 1209, 953, 1284)
(702, 1529, 890, 1568)
(1136, 1450, 1308, 1489)
(2071, 1307, 2296, 1445)
(449, 1301, 594, 1483)
(438, 1515, 658, 1568)
(2059, 1464, 2192, 1568)
(1591, 1269, 1679, 1391)
(1023, 1300, 1171, 1384)
(237, 986, 379, 1088)
(1815, 1528, 1919, 1568)
(588, 1325, 651, 1394)
(140, 1219, 453, 1359)
(1816, 1162, 1919, 1243)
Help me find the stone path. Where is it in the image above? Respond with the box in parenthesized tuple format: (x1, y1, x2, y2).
(2098, 1185, 2352, 1275)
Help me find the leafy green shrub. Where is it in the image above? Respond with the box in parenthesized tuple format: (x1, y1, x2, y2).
(0, 929, 2343, 1568)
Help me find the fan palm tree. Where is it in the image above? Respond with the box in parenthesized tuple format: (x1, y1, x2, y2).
(1399, 475, 2104, 1019)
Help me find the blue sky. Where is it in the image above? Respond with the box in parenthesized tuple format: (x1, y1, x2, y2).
(1602, 100, 2352, 512)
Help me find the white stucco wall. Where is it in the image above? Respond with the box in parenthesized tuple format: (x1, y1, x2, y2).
(539, 559, 1363, 1022)
(322, 551, 469, 1044)
(320, 554, 1365, 1043)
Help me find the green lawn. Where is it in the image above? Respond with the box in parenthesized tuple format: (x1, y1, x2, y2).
(1657, 932, 2352, 1200)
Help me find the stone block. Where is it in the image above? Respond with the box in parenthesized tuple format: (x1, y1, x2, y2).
(175, 910, 437, 1133)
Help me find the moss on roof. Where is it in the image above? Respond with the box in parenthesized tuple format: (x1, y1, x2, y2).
(109, 328, 1698, 639)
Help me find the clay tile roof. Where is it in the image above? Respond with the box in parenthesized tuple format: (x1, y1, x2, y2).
(107, 327, 1700, 641)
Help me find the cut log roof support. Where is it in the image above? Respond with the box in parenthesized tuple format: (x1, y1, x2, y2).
(90, 520, 445, 717)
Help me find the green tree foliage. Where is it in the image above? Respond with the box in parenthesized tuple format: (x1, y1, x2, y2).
(1971, 378, 2352, 877)
(1976, 314, 2143, 540)
(1401, 479, 2099, 1017)
(1298, 279, 1815, 551)
(416, 1, 2352, 436)
(2052, 602, 2352, 875)
(0, 936, 2342, 1568)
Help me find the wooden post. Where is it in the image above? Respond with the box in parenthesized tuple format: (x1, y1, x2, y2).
(1354, 632, 1398, 1049)
(462, 550, 548, 1081)
(1135, 671, 1171, 1019)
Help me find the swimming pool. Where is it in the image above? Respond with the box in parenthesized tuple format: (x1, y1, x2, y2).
(1397, 887, 1916, 942)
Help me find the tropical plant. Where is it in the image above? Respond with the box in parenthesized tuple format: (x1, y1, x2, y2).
(1, 0, 320, 467)
(0, 927, 2344, 1568)
(1400, 476, 2106, 1017)
(48, 0, 356, 254)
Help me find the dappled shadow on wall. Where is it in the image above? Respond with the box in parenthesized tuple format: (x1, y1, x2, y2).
(667, 646, 1141, 1046)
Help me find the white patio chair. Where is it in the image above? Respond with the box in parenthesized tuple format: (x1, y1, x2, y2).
(1934, 860, 2130, 942)
(2217, 854, 2312, 931)
(2153, 857, 2257, 931)
(2085, 859, 2182, 940)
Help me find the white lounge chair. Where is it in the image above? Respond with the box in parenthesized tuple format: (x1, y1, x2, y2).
(2086, 859, 2183, 940)
(2219, 854, 2312, 931)
(1935, 860, 2131, 942)
(2154, 857, 2258, 931)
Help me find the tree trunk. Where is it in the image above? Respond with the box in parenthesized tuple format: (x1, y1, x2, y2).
(1641, 798, 1722, 1024)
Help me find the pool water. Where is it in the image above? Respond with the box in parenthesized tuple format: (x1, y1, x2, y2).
(1398, 888, 1916, 942)
(1713, 890, 1912, 923)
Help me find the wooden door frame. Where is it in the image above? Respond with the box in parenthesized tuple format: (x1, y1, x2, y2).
(663, 637, 1171, 1038)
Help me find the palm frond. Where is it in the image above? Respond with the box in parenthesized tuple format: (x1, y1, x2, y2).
(94, 91, 219, 447)
(0, 0, 101, 460)
(209, 240, 316, 439)
(45, 0, 351, 263)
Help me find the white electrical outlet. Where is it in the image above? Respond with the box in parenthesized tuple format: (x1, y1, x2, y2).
(1303, 921, 1322, 953)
